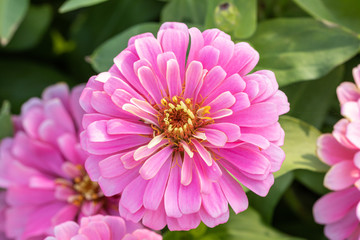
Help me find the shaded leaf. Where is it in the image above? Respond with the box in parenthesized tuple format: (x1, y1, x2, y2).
(293, 0, 360, 35)
(295, 170, 328, 195)
(90, 22, 160, 72)
(59, 0, 109, 13)
(282, 65, 344, 129)
(0, 0, 29, 46)
(205, 0, 257, 39)
(0, 101, 13, 140)
(0, 59, 74, 113)
(161, 0, 207, 25)
(249, 18, 360, 86)
(275, 116, 329, 178)
(248, 172, 294, 224)
(5, 4, 52, 51)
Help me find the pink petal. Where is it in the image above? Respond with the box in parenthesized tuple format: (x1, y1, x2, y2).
(181, 152, 193, 186)
(333, 118, 357, 149)
(192, 139, 213, 166)
(183, 61, 204, 99)
(239, 133, 270, 149)
(121, 151, 142, 169)
(52, 204, 79, 226)
(7, 186, 55, 206)
(178, 168, 201, 214)
(199, 207, 229, 228)
(137, 66, 164, 105)
(119, 204, 145, 223)
(211, 37, 234, 67)
(98, 168, 139, 196)
(143, 159, 171, 210)
(107, 119, 153, 135)
(202, 128, 227, 147)
(201, 183, 228, 218)
(53, 221, 79, 239)
(103, 216, 126, 240)
(324, 206, 359, 240)
(164, 162, 182, 218)
(347, 122, 360, 148)
(99, 154, 127, 178)
(341, 101, 360, 121)
(219, 170, 248, 214)
(166, 59, 182, 97)
(224, 42, 259, 76)
(354, 65, 360, 87)
(193, 156, 213, 194)
(139, 146, 173, 180)
(230, 92, 251, 113)
(122, 104, 158, 126)
(133, 139, 167, 161)
(130, 98, 158, 117)
(206, 123, 240, 142)
(206, 91, 235, 113)
(176, 213, 201, 231)
(313, 187, 360, 224)
(187, 27, 204, 65)
(120, 175, 148, 213)
(197, 46, 220, 70)
(324, 161, 359, 191)
(198, 66, 227, 98)
(337, 82, 360, 105)
(142, 202, 167, 230)
(317, 134, 355, 166)
(206, 74, 246, 103)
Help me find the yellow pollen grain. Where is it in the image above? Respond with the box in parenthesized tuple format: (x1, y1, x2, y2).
(169, 103, 175, 109)
(180, 101, 187, 110)
(187, 109, 195, 119)
(183, 123, 188, 131)
(161, 98, 167, 106)
(176, 104, 182, 111)
(179, 127, 184, 137)
(185, 98, 191, 105)
(168, 125, 173, 132)
(188, 118, 193, 125)
(172, 96, 178, 103)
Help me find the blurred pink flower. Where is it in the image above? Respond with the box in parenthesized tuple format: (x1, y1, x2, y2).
(80, 22, 289, 230)
(45, 214, 161, 240)
(0, 84, 138, 240)
(314, 65, 360, 240)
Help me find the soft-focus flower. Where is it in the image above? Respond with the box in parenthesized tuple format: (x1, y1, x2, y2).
(0, 84, 138, 240)
(80, 22, 289, 230)
(45, 214, 161, 240)
(314, 65, 360, 240)
(0, 191, 9, 240)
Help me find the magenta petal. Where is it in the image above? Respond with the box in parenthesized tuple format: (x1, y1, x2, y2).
(143, 159, 171, 210)
(166, 59, 182, 97)
(139, 146, 173, 180)
(202, 128, 227, 147)
(197, 46, 220, 70)
(219, 170, 248, 214)
(199, 206, 229, 228)
(137, 66, 164, 105)
(347, 122, 360, 148)
(53, 221, 79, 239)
(181, 152, 193, 186)
(107, 119, 153, 135)
(183, 61, 203, 99)
(201, 183, 228, 218)
(206, 91, 235, 113)
(164, 162, 182, 218)
(187, 27, 204, 65)
(120, 175, 148, 213)
(206, 123, 240, 142)
(178, 168, 201, 214)
(99, 154, 127, 178)
(337, 82, 360, 105)
(324, 206, 358, 240)
(324, 161, 359, 191)
(239, 133, 270, 149)
(7, 186, 55, 206)
(313, 187, 360, 224)
(176, 213, 201, 230)
(142, 202, 167, 230)
(198, 66, 227, 98)
(224, 42, 259, 76)
(98, 168, 139, 196)
(192, 139, 213, 166)
(103, 216, 126, 240)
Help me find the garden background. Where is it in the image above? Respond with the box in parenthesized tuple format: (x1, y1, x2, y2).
(1, 0, 360, 239)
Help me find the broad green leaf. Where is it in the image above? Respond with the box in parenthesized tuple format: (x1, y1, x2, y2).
(248, 172, 294, 224)
(5, 4, 52, 51)
(0, 59, 74, 113)
(0, 101, 13, 140)
(59, 0, 109, 13)
(163, 208, 303, 240)
(295, 169, 328, 195)
(0, 0, 29, 46)
(275, 116, 329, 178)
(160, 0, 207, 25)
(90, 22, 160, 72)
(282, 65, 344, 129)
(205, 0, 257, 39)
(293, 0, 360, 35)
(249, 18, 360, 86)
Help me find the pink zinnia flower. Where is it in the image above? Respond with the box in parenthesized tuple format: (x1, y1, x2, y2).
(0, 84, 137, 239)
(314, 65, 360, 240)
(80, 22, 289, 230)
(45, 214, 161, 240)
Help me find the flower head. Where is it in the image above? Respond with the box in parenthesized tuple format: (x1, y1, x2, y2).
(80, 22, 289, 230)
(45, 215, 161, 240)
(0, 84, 136, 239)
(314, 65, 360, 239)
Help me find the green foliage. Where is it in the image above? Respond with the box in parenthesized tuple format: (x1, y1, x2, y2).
(59, 0, 109, 13)
(0, 0, 29, 46)
(250, 18, 360, 86)
(275, 116, 329, 178)
(295, 170, 329, 195)
(282, 66, 344, 129)
(205, 0, 257, 39)
(293, 0, 360, 35)
(161, 0, 207, 25)
(5, 4, 52, 51)
(90, 22, 160, 72)
(164, 207, 304, 240)
(0, 101, 13, 140)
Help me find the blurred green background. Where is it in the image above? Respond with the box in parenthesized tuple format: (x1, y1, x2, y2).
(1, 0, 360, 239)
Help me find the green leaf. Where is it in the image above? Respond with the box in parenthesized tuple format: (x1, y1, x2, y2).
(0, 0, 29, 46)
(249, 18, 360, 86)
(205, 0, 257, 39)
(282, 65, 344, 129)
(90, 22, 160, 72)
(5, 4, 52, 51)
(275, 116, 329, 178)
(295, 169, 328, 195)
(0, 101, 13, 140)
(293, 0, 360, 35)
(160, 0, 207, 25)
(248, 172, 294, 224)
(59, 0, 109, 13)
(163, 208, 304, 240)
(0, 58, 74, 113)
